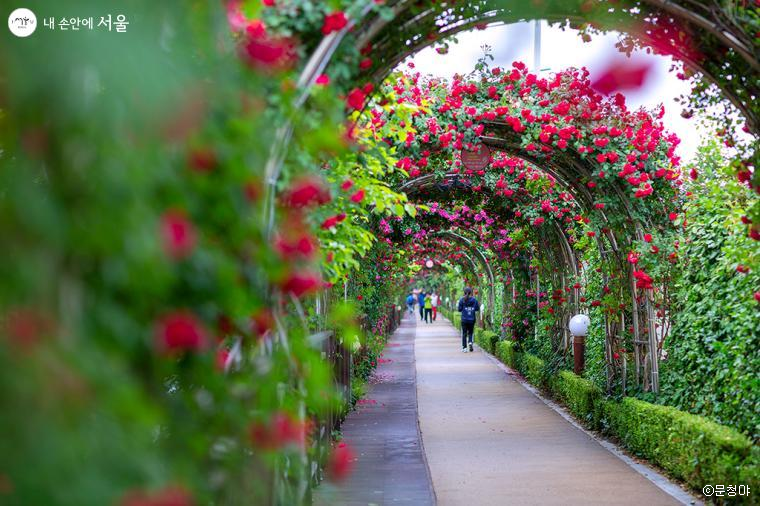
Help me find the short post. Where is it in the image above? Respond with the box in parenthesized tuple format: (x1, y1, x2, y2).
(568, 314, 590, 375)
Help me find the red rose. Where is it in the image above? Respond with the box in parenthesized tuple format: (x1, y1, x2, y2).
(187, 147, 217, 172)
(280, 271, 322, 297)
(322, 11, 348, 35)
(315, 73, 330, 85)
(350, 189, 365, 203)
(216, 348, 230, 371)
(359, 58, 372, 70)
(321, 213, 347, 230)
(155, 312, 207, 354)
(242, 31, 296, 71)
(346, 88, 366, 111)
(591, 61, 653, 95)
(327, 442, 355, 482)
(160, 210, 197, 260)
(282, 176, 330, 208)
(643, 233, 653, 242)
(341, 179, 354, 191)
(275, 233, 318, 259)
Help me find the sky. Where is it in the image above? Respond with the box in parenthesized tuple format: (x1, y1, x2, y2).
(400, 21, 702, 162)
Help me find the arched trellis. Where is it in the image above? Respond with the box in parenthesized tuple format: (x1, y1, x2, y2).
(479, 130, 663, 392)
(261, 0, 756, 397)
(394, 141, 661, 391)
(264, 0, 759, 240)
(428, 230, 496, 325)
(358, 1, 758, 135)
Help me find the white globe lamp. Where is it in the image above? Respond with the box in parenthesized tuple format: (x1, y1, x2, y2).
(568, 314, 590, 374)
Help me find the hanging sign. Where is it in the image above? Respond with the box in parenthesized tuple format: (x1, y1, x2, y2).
(460, 144, 491, 171)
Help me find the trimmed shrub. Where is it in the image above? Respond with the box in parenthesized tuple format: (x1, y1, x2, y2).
(475, 330, 499, 354)
(599, 398, 759, 493)
(451, 313, 461, 330)
(521, 353, 546, 388)
(550, 371, 603, 427)
(496, 340, 517, 368)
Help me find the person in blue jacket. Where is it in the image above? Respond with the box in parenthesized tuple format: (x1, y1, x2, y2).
(405, 293, 415, 315)
(417, 290, 426, 321)
(457, 286, 480, 352)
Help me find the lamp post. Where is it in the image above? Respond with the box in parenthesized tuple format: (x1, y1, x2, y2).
(568, 314, 590, 375)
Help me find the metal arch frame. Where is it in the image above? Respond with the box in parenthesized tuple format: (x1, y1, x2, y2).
(478, 130, 662, 392)
(263, 1, 759, 237)
(395, 135, 658, 391)
(359, 3, 757, 133)
(427, 230, 496, 326)
(408, 237, 486, 315)
(254, 0, 755, 393)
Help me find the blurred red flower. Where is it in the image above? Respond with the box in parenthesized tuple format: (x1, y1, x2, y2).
(322, 11, 348, 35)
(161, 210, 197, 260)
(321, 213, 347, 230)
(346, 88, 366, 111)
(187, 148, 217, 172)
(2, 307, 52, 349)
(155, 312, 208, 354)
(215, 348, 230, 371)
(275, 233, 318, 260)
(327, 442, 355, 482)
(282, 177, 331, 208)
(350, 189, 365, 203)
(633, 270, 653, 290)
(280, 271, 322, 297)
(250, 308, 274, 339)
(591, 61, 653, 95)
(250, 411, 306, 450)
(241, 22, 297, 72)
(120, 485, 194, 506)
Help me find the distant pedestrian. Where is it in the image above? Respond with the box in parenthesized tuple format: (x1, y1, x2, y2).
(418, 290, 426, 321)
(406, 293, 415, 315)
(457, 287, 480, 352)
(430, 292, 439, 321)
(424, 295, 433, 323)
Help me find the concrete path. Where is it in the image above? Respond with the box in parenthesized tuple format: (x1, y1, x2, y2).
(415, 316, 680, 506)
(314, 314, 435, 506)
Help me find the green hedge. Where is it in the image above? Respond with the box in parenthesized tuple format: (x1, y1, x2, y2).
(496, 340, 517, 368)
(599, 398, 758, 491)
(451, 313, 461, 330)
(550, 371, 602, 427)
(484, 340, 758, 496)
(474, 329, 499, 354)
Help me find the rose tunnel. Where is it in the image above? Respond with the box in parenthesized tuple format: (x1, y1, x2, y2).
(1, 1, 758, 504)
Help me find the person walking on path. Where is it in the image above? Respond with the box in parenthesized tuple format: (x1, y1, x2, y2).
(406, 293, 415, 315)
(424, 295, 433, 324)
(430, 292, 439, 321)
(418, 290, 426, 321)
(457, 287, 480, 352)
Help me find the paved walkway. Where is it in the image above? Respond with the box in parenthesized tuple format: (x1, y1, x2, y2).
(314, 314, 435, 506)
(415, 316, 680, 506)
(315, 314, 684, 505)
